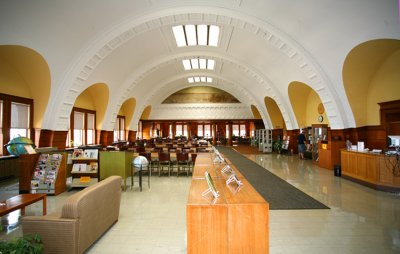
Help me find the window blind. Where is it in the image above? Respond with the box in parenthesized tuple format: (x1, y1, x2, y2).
(11, 102, 30, 128)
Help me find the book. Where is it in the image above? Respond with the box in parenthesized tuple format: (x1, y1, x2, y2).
(84, 149, 98, 159)
(80, 176, 91, 183)
(89, 162, 98, 172)
(72, 163, 87, 172)
(73, 149, 84, 158)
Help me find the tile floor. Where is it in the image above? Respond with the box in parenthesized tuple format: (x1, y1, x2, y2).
(1, 152, 400, 253)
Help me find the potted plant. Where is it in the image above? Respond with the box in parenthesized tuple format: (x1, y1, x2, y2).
(0, 234, 43, 254)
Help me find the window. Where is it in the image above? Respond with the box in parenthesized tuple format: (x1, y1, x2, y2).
(226, 124, 230, 138)
(0, 94, 34, 155)
(68, 107, 96, 147)
(172, 24, 220, 47)
(197, 125, 203, 137)
(114, 115, 125, 142)
(240, 124, 247, 137)
(232, 125, 239, 137)
(204, 124, 211, 138)
(176, 124, 183, 136)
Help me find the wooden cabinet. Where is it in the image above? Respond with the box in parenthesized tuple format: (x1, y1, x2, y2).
(187, 153, 269, 254)
(99, 151, 133, 190)
(341, 150, 400, 191)
(318, 140, 346, 170)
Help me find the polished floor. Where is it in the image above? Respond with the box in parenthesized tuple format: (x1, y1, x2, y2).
(1, 151, 400, 253)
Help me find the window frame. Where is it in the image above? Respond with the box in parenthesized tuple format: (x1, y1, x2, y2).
(68, 107, 96, 147)
(0, 93, 34, 155)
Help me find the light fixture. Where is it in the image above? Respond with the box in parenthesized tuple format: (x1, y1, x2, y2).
(172, 24, 220, 47)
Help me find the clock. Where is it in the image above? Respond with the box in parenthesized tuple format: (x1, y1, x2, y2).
(318, 115, 324, 123)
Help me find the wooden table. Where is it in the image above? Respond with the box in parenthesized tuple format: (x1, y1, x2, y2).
(0, 194, 47, 217)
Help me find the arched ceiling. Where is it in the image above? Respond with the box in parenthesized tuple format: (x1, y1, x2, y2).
(1, 1, 399, 131)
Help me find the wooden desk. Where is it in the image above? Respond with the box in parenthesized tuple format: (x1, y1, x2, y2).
(187, 153, 269, 254)
(341, 150, 400, 192)
(0, 194, 47, 217)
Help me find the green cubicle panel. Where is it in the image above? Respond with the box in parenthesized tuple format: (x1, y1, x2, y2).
(99, 151, 133, 190)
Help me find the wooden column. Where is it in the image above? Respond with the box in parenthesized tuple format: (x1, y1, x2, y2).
(128, 130, 137, 142)
(212, 123, 216, 145)
(52, 131, 68, 150)
(228, 123, 233, 146)
(187, 122, 191, 140)
(172, 123, 176, 139)
(99, 130, 114, 147)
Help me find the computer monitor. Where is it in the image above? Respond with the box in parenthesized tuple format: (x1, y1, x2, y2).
(387, 135, 400, 147)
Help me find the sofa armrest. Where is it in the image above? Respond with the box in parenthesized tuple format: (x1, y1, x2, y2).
(22, 216, 79, 254)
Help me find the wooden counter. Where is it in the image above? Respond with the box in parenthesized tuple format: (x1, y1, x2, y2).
(187, 153, 269, 253)
(341, 150, 400, 192)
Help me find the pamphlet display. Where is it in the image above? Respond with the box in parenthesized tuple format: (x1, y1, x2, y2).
(70, 148, 99, 188)
(31, 153, 62, 194)
(202, 171, 219, 198)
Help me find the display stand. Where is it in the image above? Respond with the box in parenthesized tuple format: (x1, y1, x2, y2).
(30, 152, 66, 195)
(311, 124, 328, 163)
(70, 149, 99, 188)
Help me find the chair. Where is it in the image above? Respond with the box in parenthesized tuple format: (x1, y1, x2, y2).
(158, 152, 171, 176)
(176, 152, 190, 176)
(189, 153, 197, 175)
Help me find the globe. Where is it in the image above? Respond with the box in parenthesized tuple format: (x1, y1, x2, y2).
(5, 136, 35, 156)
(132, 156, 148, 171)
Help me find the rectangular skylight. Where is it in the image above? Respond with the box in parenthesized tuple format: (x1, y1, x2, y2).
(182, 59, 191, 70)
(172, 24, 220, 47)
(207, 59, 215, 70)
(208, 25, 219, 47)
(200, 77, 206, 82)
(199, 58, 207, 69)
(172, 26, 186, 47)
(194, 77, 200, 82)
(197, 25, 208, 46)
(185, 25, 197, 46)
(188, 77, 194, 83)
(190, 58, 199, 69)
(207, 77, 212, 83)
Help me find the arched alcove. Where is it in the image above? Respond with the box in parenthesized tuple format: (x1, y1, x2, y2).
(250, 105, 261, 119)
(0, 45, 51, 128)
(74, 83, 109, 129)
(141, 106, 152, 120)
(118, 98, 136, 130)
(264, 97, 286, 130)
(288, 81, 328, 128)
(343, 39, 400, 127)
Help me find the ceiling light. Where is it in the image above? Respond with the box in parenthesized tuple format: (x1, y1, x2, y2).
(187, 76, 213, 84)
(182, 58, 215, 70)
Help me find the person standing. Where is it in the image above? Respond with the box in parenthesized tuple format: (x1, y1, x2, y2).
(298, 130, 307, 160)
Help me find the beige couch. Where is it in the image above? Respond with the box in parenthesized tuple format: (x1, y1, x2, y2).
(22, 176, 122, 254)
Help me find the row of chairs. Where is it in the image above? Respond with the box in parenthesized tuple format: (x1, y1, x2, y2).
(138, 152, 197, 177)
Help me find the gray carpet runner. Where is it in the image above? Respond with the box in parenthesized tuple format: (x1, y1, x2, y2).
(217, 146, 329, 210)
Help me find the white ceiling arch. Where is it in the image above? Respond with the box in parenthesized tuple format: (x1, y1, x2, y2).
(38, 4, 357, 131)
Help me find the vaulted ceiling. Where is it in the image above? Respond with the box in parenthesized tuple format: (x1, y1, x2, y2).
(0, 0, 398, 131)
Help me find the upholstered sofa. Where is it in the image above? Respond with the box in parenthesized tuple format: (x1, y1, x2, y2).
(22, 176, 122, 254)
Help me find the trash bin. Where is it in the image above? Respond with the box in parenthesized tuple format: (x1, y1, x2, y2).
(334, 164, 341, 177)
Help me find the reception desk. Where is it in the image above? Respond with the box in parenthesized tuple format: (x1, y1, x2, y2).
(187, 153, 269, 254)
(341, 150, 400, 192)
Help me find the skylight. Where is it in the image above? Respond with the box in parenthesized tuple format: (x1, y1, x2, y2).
(188, 76, 213, 83)
(172, 24, 220, 47)
(182, 58, 215, 70)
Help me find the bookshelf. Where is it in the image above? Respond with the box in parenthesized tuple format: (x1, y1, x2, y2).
(70, 149, 99, 188)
